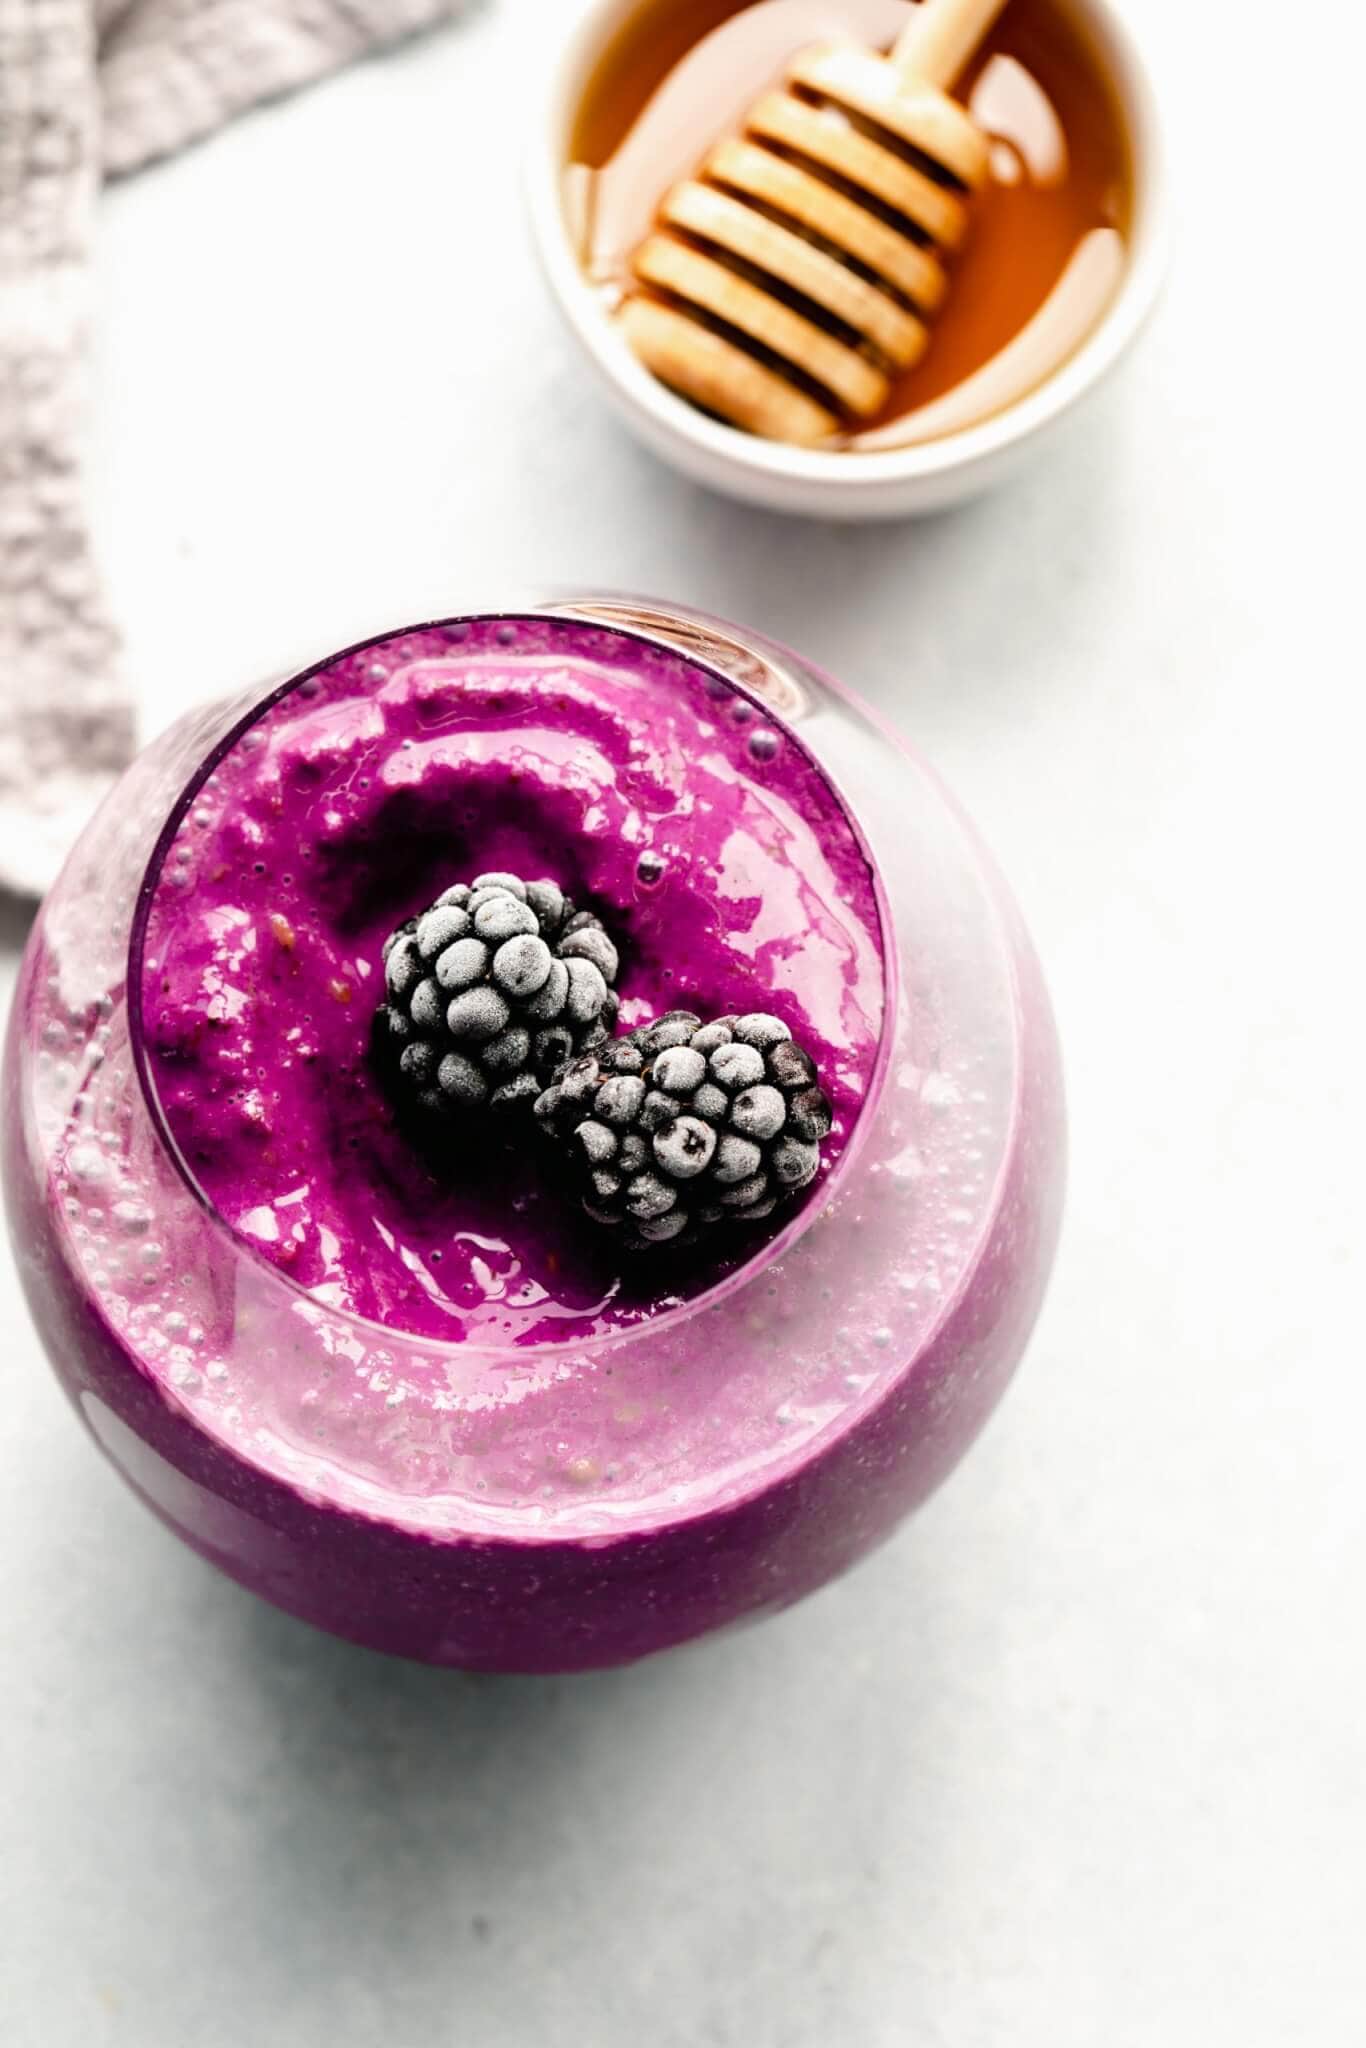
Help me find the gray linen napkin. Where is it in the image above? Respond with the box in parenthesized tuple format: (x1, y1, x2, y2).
(0, 0, 461, 898)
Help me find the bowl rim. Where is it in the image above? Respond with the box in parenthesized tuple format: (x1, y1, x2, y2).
(526, 0, 1170, 493)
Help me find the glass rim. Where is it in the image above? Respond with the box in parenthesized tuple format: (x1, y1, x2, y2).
(125, 607, 904, 1366)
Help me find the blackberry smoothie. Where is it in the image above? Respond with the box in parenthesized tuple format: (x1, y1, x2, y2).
(4, 606, 1064, 1670)
(138, 620, 885, 1344)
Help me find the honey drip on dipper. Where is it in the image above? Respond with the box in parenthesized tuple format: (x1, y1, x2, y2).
(570, 0, 1132, 448)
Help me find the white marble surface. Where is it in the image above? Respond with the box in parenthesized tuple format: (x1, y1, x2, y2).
(3, 2, 1363, 2041)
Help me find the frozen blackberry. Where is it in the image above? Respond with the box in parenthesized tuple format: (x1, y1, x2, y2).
(378, 874, 620, 1117)
(534, 1008, 834, 1249)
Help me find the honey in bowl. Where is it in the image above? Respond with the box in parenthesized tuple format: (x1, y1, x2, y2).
(566, 0, 1134, 448)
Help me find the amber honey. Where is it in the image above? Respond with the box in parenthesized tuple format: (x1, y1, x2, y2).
(567, 0, 1134, 446)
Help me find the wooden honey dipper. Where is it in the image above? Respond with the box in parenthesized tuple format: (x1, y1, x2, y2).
(618, 0, 1010, 445)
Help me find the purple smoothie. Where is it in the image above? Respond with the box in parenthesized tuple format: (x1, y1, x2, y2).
(137, 619, 886, 1346)
(3, 607, 1065, 1669)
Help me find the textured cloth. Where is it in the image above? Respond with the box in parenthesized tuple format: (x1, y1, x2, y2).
(0, 0, 460, 898)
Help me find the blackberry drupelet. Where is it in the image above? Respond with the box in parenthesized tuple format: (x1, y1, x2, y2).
(379, 874, 620, 1116)
(534, 1009, 834, 1249)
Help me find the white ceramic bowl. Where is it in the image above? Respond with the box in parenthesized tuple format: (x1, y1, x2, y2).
(528, 0, 1168, 520)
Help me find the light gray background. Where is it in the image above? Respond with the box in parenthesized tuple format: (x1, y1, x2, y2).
(3, 1, 1363, 2042)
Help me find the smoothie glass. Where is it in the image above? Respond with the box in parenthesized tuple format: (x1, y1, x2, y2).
(3, 598, 1065, 1671)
